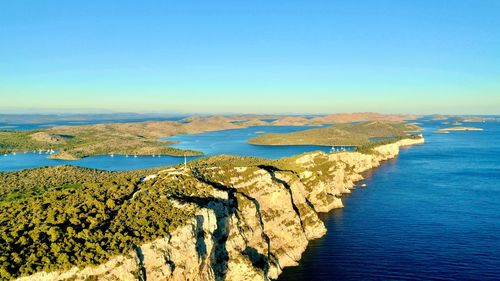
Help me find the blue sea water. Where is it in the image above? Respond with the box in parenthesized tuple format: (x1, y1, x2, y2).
(167, 125, 342, 159)
(278, 119, 500, 280)
(0, 153, 201, 172)
(0, 125, 333, 171)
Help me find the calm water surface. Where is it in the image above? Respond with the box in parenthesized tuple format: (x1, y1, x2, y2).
(167, 125, 341, 158)
(279, 119, 500, 280)
(0, 126, 332, 171)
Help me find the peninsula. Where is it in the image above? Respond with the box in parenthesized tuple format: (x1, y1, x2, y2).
(1, 136, 424, 280)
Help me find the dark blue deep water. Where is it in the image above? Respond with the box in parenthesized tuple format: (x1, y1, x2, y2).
(279, 119, 500, 280)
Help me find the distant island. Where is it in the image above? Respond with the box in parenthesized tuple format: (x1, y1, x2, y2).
(431, 114, 493, 123)
(0, 113, 419, 160)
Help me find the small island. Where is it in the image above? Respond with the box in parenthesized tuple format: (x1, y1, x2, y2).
(248, 121, 422, 153)
(437, 126, 484, 133)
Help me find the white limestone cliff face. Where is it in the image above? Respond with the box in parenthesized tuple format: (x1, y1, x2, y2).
(17, 138, 423, 281)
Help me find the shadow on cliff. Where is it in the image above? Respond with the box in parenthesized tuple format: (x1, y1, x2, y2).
(171, 195, 234, 281)
(258, 165, 306, 233)
(195, 215, 208, 259)
(192, 168, 280, 280)
(135, 247, 147, 281)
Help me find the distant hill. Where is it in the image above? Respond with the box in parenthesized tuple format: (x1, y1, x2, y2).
(271, 116, 317, 126)
(311, 112, 419, 123)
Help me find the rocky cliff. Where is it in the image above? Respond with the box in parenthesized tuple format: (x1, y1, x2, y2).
(17, 138, 424, 281)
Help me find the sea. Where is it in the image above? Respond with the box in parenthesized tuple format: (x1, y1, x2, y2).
(279, 118, 500, 280)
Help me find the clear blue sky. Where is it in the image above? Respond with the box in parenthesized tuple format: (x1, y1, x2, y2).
(1, 0, 499, 114)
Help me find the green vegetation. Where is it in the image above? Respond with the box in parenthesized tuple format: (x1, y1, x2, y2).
(0, 166, 200, 279)
(355, 137, 403, 154)
(0, 121, 214, 159)
(248, 121, 421, 147)
(0, 131, 45, 154)
(0, 156, 307, 279)
(0, 166, 162, 202)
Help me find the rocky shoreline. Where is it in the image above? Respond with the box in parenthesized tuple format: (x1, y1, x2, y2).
(17, 137, 424, 281)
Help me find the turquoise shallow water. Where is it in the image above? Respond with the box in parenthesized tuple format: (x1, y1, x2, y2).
(0, 125, 336, 171)
(279, 119, 500, 280)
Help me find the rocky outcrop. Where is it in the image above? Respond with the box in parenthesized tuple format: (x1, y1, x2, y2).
(30, 132, 68, 144)
(17, 138, 424, 281)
